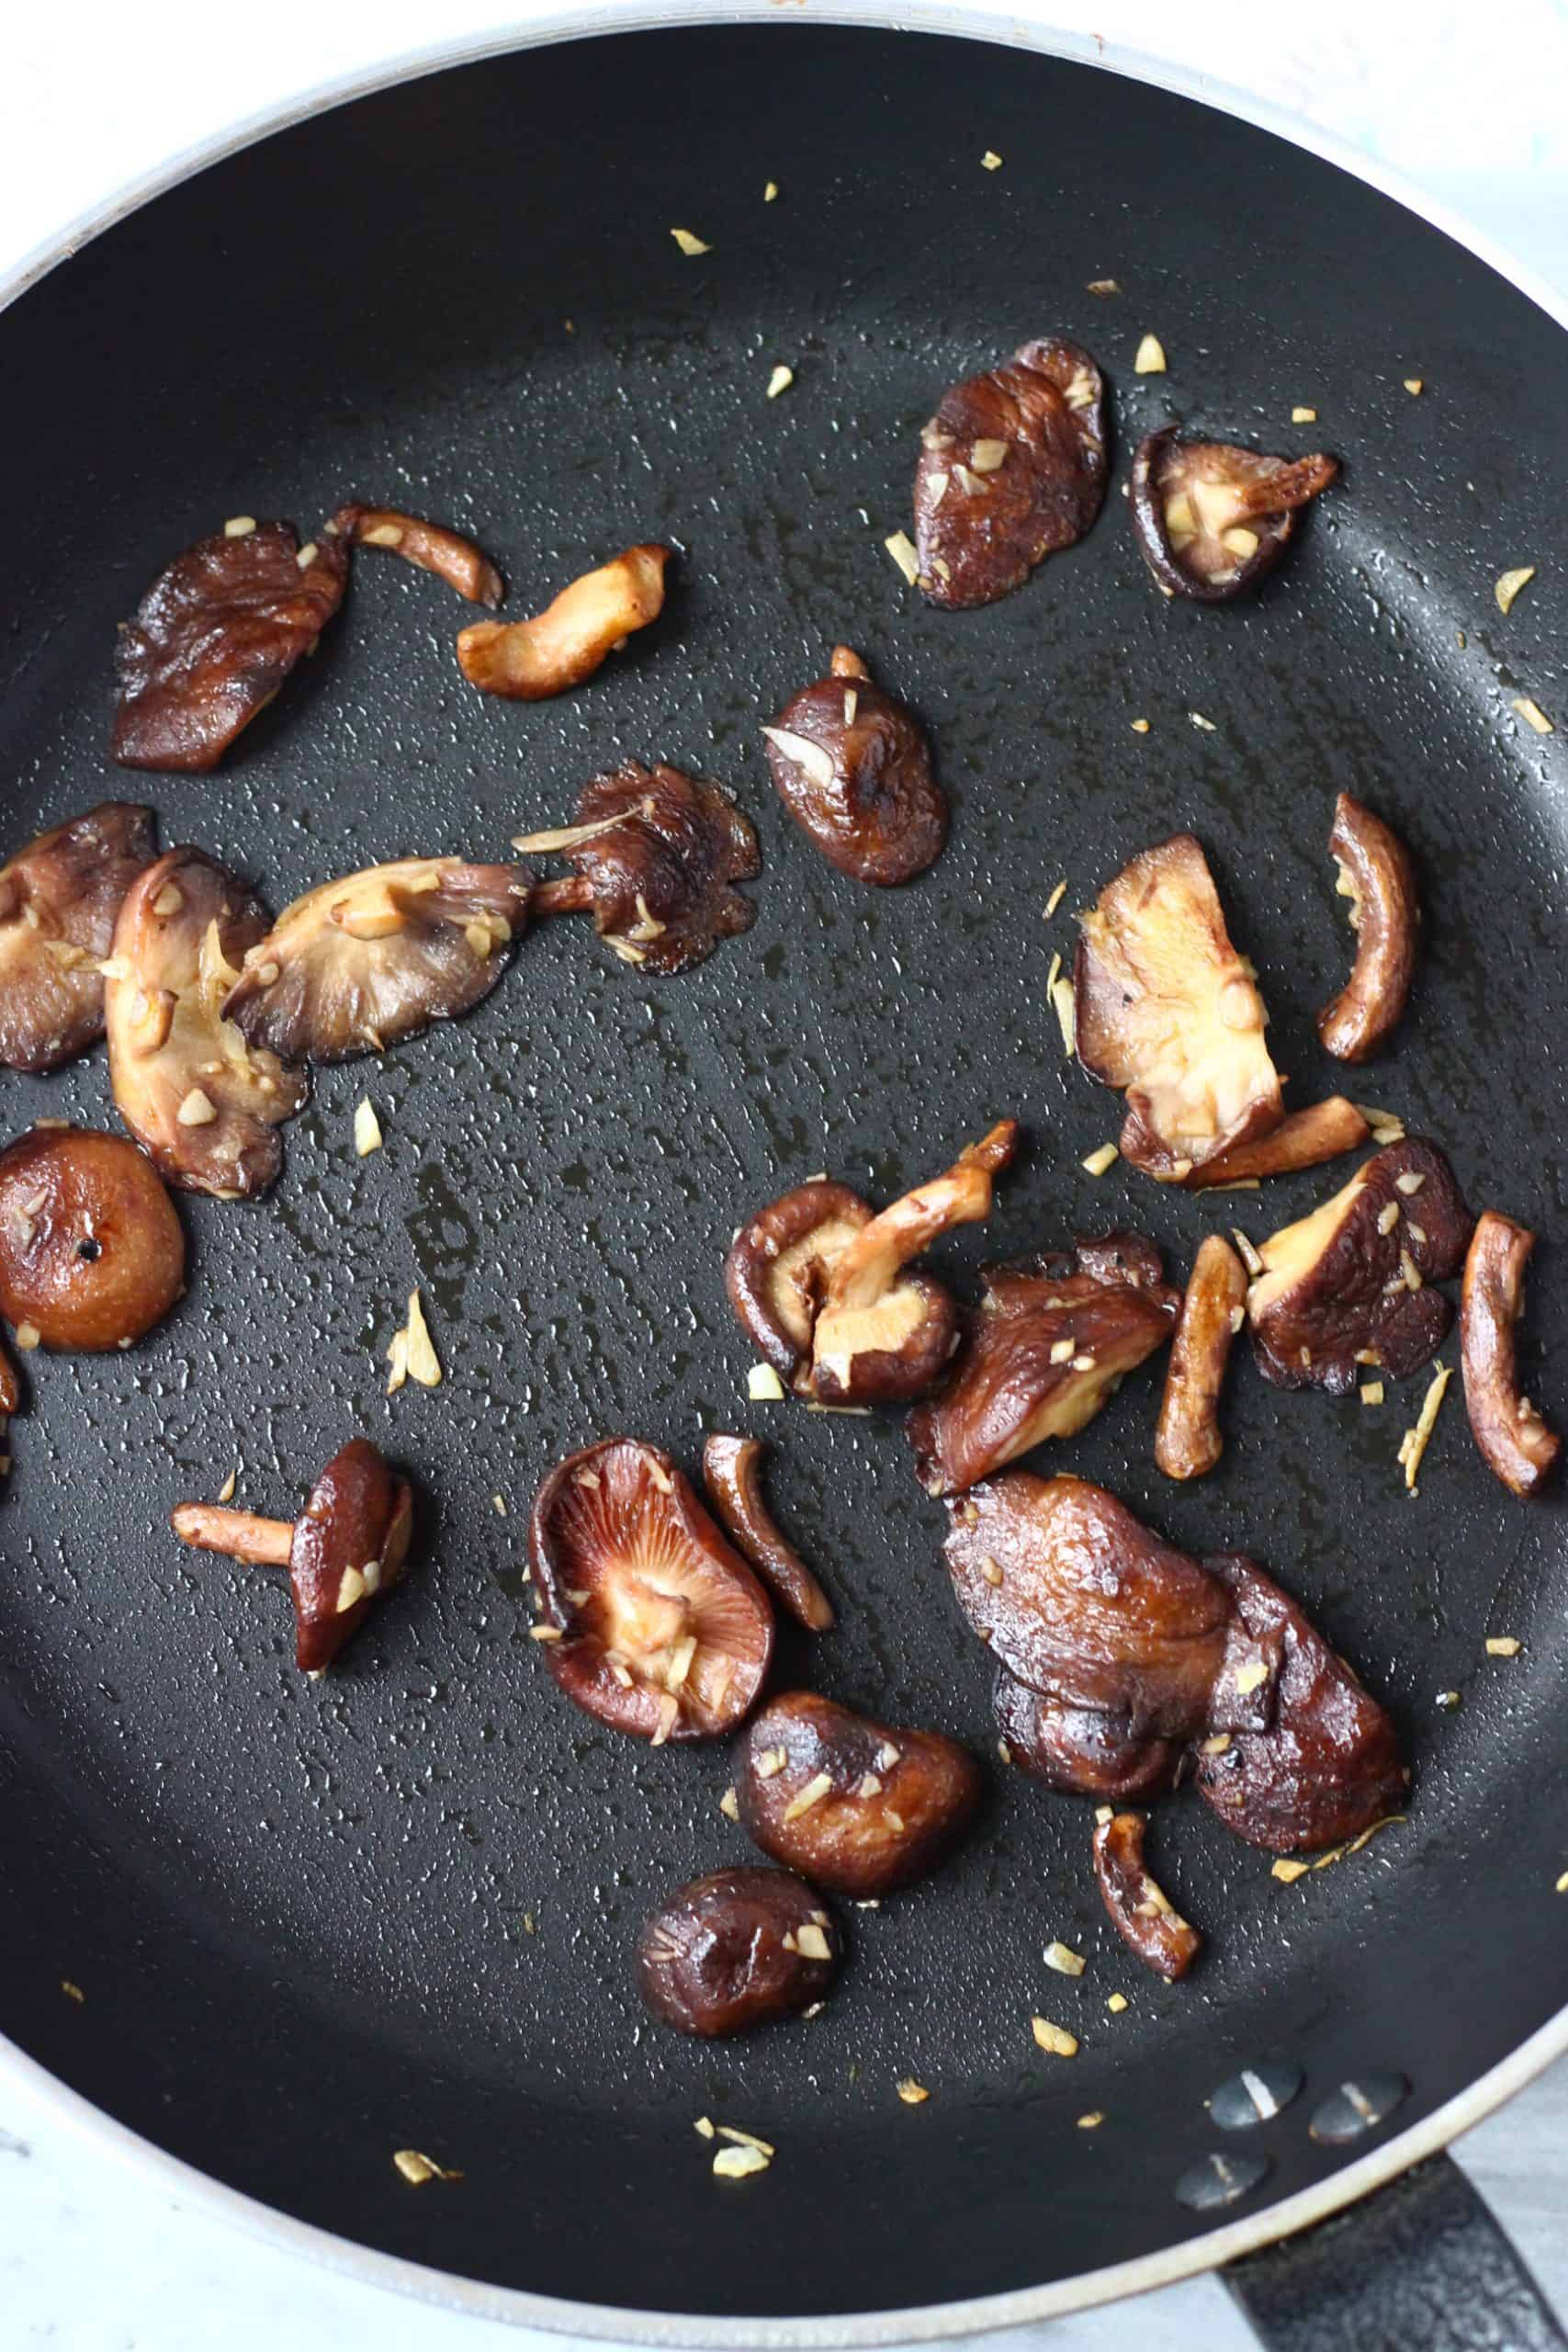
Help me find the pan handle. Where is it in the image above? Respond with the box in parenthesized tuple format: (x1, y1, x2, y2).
(1224, 2151, 1567, 2350)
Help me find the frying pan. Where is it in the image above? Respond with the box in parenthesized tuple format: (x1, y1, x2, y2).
(2, 10, 1566, 2346)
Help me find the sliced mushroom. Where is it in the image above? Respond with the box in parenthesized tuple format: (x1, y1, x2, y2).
(1316, 794, 1419, 1062)
(994, 1670, 1181, 1803)
(515, 763, 759, 975)
(763, 645, 946, 886)
(1092, 1811, 1202, 1981)
(327, 503, 502, 605)
(1193, 1553, 1408, 1851)
(908, 1233, 1179, 1496)
(1186, 1096, 1371, 1187)
(0, 805, 158, 1072)
(1155, 1234, 1249, 1480)
(701, 1434, 834, 1630)
(528, 1438, 773, 1743)
(112, 520, 348, 772)
(221, 857, 532, 1061)
(172, 1436, 414, 1673)
(725, 1181, 874, 1389)
(944, 1474, 1276, 1737)
(737, 1690, 981, 1896)
(1461, 1211, 1561, 1496)
(1247, 1137, 1473, 1394)
(104, 848, 309, 1199)
(1075, 835, 1284, 1182)
(457, 544, 669, 699)
(1129, 428, 1337, 602)
(0, 1125, 184, 1350)
(637, 1867, 840, 2037)
(913, 338, 1107, 607)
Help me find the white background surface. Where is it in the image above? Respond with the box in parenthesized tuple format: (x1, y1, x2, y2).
(4, 2, 1568, 2346)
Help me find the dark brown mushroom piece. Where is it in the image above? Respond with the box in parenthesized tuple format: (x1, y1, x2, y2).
(1092, 1811, 1203, 1981)
(457, 544, 668, 698)
(1075, 836, 1285, 1183)
(171, 1436, 414, 1674)
(221, 857, 532, 1061)
(701, 1434, 834, 1631)
(0, 804, 158, 1073)
(725, 1180, 873, 1391)
(994, 1670, 1181, 1803)
(513, 763, 759, 975)
(1129, 427, 1337, 602)
(1461, 1211, 1562, 1497)
(1316, 794, 1419, 1063)
(0, 1125, 184, 1350)
(104, 848, 309, 1199)
(529, 1438, 773, 1744)
(637, 1866, 840, 2038)
(737, 1690, 981, 1897)
(327, 503, 502, 605)
(908, 1232, 1179, 1496)
(1186, 1097, 1371, 1187)
(944, 1473, 1278, 1739)
(1193, 1553, 1408, 1852)
(914, 338, 1107, 607)
(112, 520, 348, 772)
(762, 646, 946, 886)
(1155, 1233, 1249, 1480)
(1247, 1137, 1473, 1394)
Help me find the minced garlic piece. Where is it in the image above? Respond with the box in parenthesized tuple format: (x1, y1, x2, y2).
(1556, 1870, 1568, 1894)
(1107, 1993, 1128, 2014)
(884, 530, 920, 585)
(1081, 1143, 1119, 1177)
(354, 1098, 383, 1157)
(1044, 1940, 1086, 1977)
(1077, 2112, 1105, 2130)
(1360, 1380, 1385, 1407)
(1397, 1360, 1450, 1492)
(1271, 1859, 1310, 1884)
(713, 2143, 770, 2179)
(217, 1466, 239, 1504)
(1485, 1635, 1521, 1657)
(763, 180, 779, 202)
(1404, 377, 1424, 395)
(748, 1363, 786, 1401)
(671, 228, 710, 256)
(1495, 565, 1536, 614)
(1050, 976, 1077, 1057)
(1134, 334, 1167, 374)
(1513, 695, 1554, 736)
(387, 1288, 442, 1394)
(1131, 718, 1150, 733)
(1190, 710, 1217, 732)
(1044, 878, 1067, 919)
(1292, 405, 1318, 423)
(897, 2078, 930, 2104)
(980, 150, 1003, 171)
(1031, 2018, 1078, 2058)
(393, 2149, 461, 2186)
(766, 364, 795, 399)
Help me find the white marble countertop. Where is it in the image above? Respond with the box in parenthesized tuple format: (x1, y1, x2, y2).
(4, 2, 1568, 2346)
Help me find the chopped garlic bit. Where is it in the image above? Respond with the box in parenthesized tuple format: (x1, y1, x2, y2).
(1081, 1143, 1119, 1178)
(748, 1363, 786, 1402)
(1044, 1940, 1086, 1978)
(1271, 1859, 1311, 1884)
(1396, 1360, 1451, 1493)
(216, 1466, 239, 1504)
(1077, 2111, 1105, 2131)
(1190, 710, 1217, 732)
(763, 180, 779, 202)
(719, 1785, 741, 1822)
(884, 530, 920, 585)
(694, 2115, 716, 2140)
(1495, 565, 1536, 615)
(1131, 718, 1151, 733)
(1513, 695, 1554, 736)
(1404, 377, 1424, 395)
(1485, 1635, 1522, 1658)
(766, 364, 795, 400)
(1031, 2017, 1078, 2058)
(1360, 1380, 1385, 1407)
(1556, 1869, 1568, 1895)
(387, 1287, 442, 1394)
(1134, 334, 1167, 374)
(1107, 1993, 1129, 2014)
(393, 2148, 462, 2186)
(980, 150, 1003, 171)
(1086, 278, 1119, 296)
(1044, 878, 1067, 919)
(1292, 405, 1318, 424)
(713, 2143, 770, 2179)
(354, 1097, 383, 1157)
(671, 227, 711, 256)
(897, 2077, 930, 2104)
(1049, 975, 1077, 1057)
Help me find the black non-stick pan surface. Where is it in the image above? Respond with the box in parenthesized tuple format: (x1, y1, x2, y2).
(2, 18, 1566, 2337)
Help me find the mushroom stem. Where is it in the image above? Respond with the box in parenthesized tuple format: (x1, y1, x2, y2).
(824, 1119, 1019, 1313)
(170, 1500, 294, 1566)
(532, 876, 596, 919)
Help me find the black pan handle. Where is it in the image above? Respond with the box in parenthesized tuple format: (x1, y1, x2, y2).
(1224, 2151, 1567, 2350)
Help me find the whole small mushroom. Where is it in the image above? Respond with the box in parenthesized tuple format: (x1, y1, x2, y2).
(1316, 794, 1419, 1062)
(0, 1125, 185, 1351)
(0, 804, 158, 1073)
(172, 1436, 414, 1673)
(1130, 427, 1337, 602)
(763, 646, 947, 886)
(724, 1180, 873, 1392)
(637, 1866, 840, 2037)
(738, 1690, 981, 1896)
(1460, 1211, 1561, 1497)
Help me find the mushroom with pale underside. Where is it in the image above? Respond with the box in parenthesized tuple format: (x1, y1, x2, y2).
(327, 503, 502, 605)
(104, 848, 308, 1199)
(457, 544, 669, 699)
(762, 645, 946, 886)
(1316, 793, 1419, 1062)
(171, 1436, 414, 1674)
(1130, 428, 1337, 602)
(1460, 1211, 1562, 1497)
(0, 804, 158, 1073)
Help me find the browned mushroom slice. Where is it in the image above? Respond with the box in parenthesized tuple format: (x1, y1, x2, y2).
(994, 1670, 1181, 1803)
(737, 1690, 981, 1896)
(519, 763, 759, 975)
(1461, 1211, 1562, 1497)
(0, 804, 158, 1073)
(112, 521, 348, 772)
(914, 338, 1107, 608)
(457, 545, 669, 699)
(701, 1434, 834, 1630)
(762, 645, 947, 886)
(908, 1235, 1179, 1497)
(1075, 835, 1283, 1182)
(104, 848, 308, 1199)
(1247, 1137, 1473, 1394)
(637, 1867, 840, 2037)
(327, 503, 502, 605)
(1155, 1234, 1249, 1480)
(1186, 1097, 1371, 1188)
(1092, 1811, 1203, 1980)
(529, 1437, 773, 1744)
(1130, 428, 1337, 602)
(1316, 795, 1419, 1062)
(221, 858, 532, 1062)
(944, 1474, 1277, 1737)
(725, 1181, 873, 1389)
(172, 1436, 414, 1673)
(1193, 1553, 1407, 1851)
(808, 1120, 1020, 1404)
(0, 1125, 184, 1350)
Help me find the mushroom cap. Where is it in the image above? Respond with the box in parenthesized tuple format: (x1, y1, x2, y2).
(566, 763, 760, 974)
(637, 1866, 840, 2038)
(288, 1436, 414, 1674)
(1130, 427, 1337, 603)
(222, 857, 533, 1062)
(738, 1690, 982, 1897)
(725, 1180, 874, 1386)
(0, 1124, 185, 1351)
(994, 1669, 1181, 1802)
(764, 659, 946, 887)
(0, 804, 158, 1073)
(112, 522, 348, 773)
(104, 846, 309, 1199)
(529, 1437, 773, 1742)
(914, 336, 1107, 608)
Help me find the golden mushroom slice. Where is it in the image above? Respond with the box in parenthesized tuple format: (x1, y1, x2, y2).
(104, 847, 308, 1199)
(221, 857, 533, 1062)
